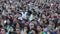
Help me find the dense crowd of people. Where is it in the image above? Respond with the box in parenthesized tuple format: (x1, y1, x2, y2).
(0, 0, 60, 34)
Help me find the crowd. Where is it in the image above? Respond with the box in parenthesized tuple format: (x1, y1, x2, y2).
(0, 0, 60, 34)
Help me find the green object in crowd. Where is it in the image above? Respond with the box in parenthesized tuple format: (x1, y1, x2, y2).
(42, 32, 46, 34)
(29, 14, 34, 21)
(5, 25, 10, 34)
(52, 26, 56, 29)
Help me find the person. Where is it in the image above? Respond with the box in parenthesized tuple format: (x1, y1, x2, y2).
(9, 26, 16, 34)
(21, 26, 28, 34)
(4, 19, 11, 34)
(1, 28, 7, 34)
(16, 28, 21, 34)
(37, 25, 46, 34)
(28, 23, 37, 34)
(0, 0, 60, 34)
(0, 25, 3, 34)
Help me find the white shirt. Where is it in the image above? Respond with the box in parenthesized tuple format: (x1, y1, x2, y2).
(21, 12, 27, 19)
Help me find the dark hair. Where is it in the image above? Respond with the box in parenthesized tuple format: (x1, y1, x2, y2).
(19, 13, 22, 16)
(0, 24, 3, 28)
(10, 26, 14, 29)
(32, 9, 37, 15)
(27, 10, 32, 15)
(4, 28, 7, 32)
(38, 6, 42, 9)
(0, 24, 2, 31)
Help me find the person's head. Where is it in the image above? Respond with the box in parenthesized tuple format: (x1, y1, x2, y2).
(16, 28, 20, 34)
(31, 0, 35, 3)
(16, 12, 19, 17)
(58, 20, 60, 24)
(31, 20, 37, 25)
(25, 6, 29, 11)
(55, 26, 60, 33)
(22, 19, 26, 23)
(34, 15, 39, 19)
(42, 14, 46, 19)
(16, 23, 20, 28)
(31, 9, 35, 14)
(22, 8, 26, 12)
(38, 20, 43, 25)
(26, 14, 30, 19)
(6, 19, 10, 25)
(10, 26, 14, 32)
(1, 28, 7, 34)
(38, 6, 42, 10)
(13, 18, 17, 22)
(58, 14, 60, 18)
(31, 29, 36, 34)
(18, 13, 22, 17)
(47, 25, 52, 31)
(24, 26, 28, 32)
(37, 26, 42, 32)
(49, 21, 55, 26)
(22, 1, 26, 5)
(26, 0, 30, 2)
(29, 23, 34, 29)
